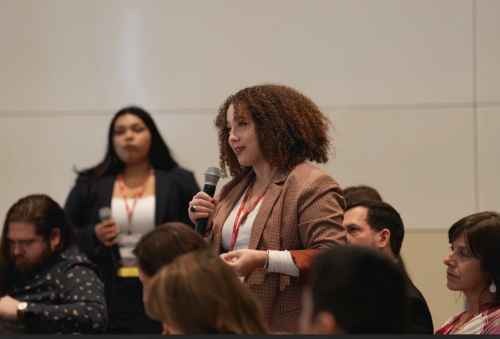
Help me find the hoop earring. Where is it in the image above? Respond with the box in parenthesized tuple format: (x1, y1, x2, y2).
(490, 282, 497, 293)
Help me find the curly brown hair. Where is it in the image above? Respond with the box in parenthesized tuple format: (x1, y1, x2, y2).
(214, 84, 333, 178)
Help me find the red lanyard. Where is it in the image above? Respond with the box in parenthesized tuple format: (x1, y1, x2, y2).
(117, 168, 151, 234)
(231, 180, 269, 252)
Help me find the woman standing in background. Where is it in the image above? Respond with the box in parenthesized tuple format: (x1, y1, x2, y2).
(64, 106, 199, 334)
(189, 84, 346, 333)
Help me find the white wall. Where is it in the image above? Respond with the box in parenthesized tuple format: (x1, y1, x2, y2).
(0, 0, 499, 328)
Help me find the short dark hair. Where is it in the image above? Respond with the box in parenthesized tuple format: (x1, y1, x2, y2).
(346, 199, 404, 256)
(343, 185, 383, 206)
(448, 212, 500, 306)
(310, 246, 409, 334)
(133, 222, 210, 277)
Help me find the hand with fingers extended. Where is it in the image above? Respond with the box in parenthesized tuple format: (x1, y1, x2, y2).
(94, 219, 119, 247)
(188, 191, 219, 232)
(220, 249, 267, 277)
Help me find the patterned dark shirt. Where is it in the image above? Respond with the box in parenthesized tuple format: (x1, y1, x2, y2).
(1, 246, 107, 334)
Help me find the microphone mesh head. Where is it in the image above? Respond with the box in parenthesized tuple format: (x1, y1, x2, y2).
(206, 167, 220, 176)
(98, 207, 112, 221)
(204, 167, 221, 186)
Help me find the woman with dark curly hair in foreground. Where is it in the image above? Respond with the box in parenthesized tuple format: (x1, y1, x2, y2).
(188, 84, 347, 333)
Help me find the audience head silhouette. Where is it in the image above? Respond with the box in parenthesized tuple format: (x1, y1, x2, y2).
(133, 222, 210, 302)
(343, 185, 383, 206)
(301, 246, 409, 334)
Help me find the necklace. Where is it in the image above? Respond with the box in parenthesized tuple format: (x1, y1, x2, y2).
(450, 311, 475, 334)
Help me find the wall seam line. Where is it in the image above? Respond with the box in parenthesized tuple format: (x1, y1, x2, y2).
(4, 101, 500, 118)
(473, 0, 480, 213)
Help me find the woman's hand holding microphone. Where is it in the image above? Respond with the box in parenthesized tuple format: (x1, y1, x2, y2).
(94, 219, 119, 247)
(188, 191, 219, 232)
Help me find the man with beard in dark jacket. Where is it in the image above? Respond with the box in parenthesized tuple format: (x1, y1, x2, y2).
(0, 195, 107, 334)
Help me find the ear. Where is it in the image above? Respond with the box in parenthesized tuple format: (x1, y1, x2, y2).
(376, 229, 391, 250)
(314, 311, 343, 334)
(50, 227, 61, 251)
(162, 322, 183, 335)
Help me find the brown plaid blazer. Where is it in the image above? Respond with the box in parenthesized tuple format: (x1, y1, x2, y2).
(210, 163, 346, 334)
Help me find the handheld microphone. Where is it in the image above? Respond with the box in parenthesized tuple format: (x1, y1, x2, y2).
(98, 207, 122, 269)
(195, 167, 221, 236)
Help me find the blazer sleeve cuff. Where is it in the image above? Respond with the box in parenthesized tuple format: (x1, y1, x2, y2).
(290, 249, 320, 284)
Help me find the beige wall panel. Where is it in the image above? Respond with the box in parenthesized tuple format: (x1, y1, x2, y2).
(0, 115, 111, 220)
(478, 108, 500, 212)
(0, 0, 473, 111)
(0, 1, 100, 111)
(402, 231, 464, 331)
(477, 0, 500, 102)
(319, 108, 475, 230)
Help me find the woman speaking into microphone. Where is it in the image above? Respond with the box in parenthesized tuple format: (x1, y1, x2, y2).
(188, 85, 347, 334)
(64, 106, 199, 334)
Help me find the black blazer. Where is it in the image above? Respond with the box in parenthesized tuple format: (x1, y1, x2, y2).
(402, 268, 434, 334)
(64, 166, 200, 296)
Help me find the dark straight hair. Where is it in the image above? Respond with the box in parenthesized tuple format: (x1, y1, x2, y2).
(448, 211, 500, 307)
(77, 106, 178, 181)
(343, 185, 383, 206)
(310, 246, 409, 334)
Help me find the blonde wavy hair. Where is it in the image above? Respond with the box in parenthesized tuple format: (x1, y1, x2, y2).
(145, 250, 268, 334)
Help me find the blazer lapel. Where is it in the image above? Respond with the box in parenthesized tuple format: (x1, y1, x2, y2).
(213, 173, 254, 253)
(154, 169, 169, 226)
(98, 175, 115, 210)
(94, 175, 115, 260)
(247, 169, 290, 250)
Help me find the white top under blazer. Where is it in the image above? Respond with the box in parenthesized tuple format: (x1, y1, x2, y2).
(111, 196, 156, 266)
(220, 184, 299, 277)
